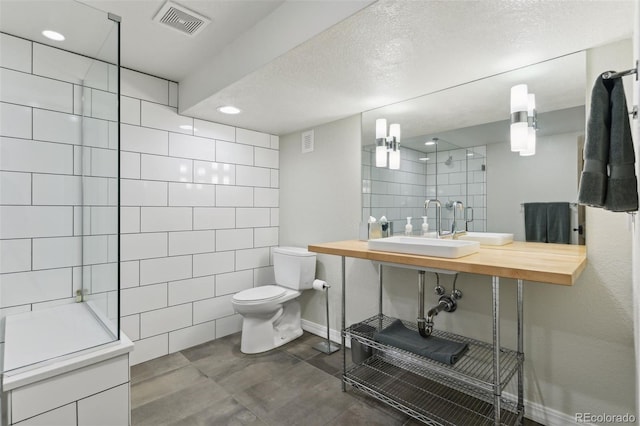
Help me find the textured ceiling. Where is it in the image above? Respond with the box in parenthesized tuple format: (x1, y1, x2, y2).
(182, 0, 636, 135)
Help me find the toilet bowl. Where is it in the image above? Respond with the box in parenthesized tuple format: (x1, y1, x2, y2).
(231, 247, 316, 354)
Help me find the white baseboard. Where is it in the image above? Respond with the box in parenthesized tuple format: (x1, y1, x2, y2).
(300, 319, 590, 426)
(301, 319, 346, 347)
(510, 394, 591, 426)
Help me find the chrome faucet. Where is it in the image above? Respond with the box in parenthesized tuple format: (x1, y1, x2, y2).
(450, 201, 466, 237)
(424, 199, 442, 237)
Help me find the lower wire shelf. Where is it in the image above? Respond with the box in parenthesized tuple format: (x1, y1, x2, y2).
(345, 355, 523, 426)
(344, 314, 522, 394)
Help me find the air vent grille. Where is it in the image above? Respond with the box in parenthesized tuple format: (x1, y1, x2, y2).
(153, 1, 211, 37)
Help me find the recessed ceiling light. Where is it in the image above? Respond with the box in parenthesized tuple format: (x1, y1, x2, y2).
(42, 30, 65, 41)
(467, 152, 474, 156)
(419, 157, 430, 161)
(217, 105, 241, 115)
(425, 140, 436, 146)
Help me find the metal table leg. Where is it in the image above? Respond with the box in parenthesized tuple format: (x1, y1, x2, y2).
(517, 279, 524, 421)
(341, 256, 346, 392)
(378, 263, 383, 330)
(492, 276, 501, 426)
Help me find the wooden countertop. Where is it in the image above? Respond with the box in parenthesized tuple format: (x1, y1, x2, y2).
(308, 240, 587, 286)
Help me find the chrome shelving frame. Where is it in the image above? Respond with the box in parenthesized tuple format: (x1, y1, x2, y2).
(338, 258, 525, 426)
(345, 314, 522, 395)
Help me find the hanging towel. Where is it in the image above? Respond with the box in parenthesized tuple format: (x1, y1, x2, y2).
(604, 77, 638, 211)
(578, 75, 611, 207)
(578, 73, 638, 212)
(524, 203, 548, 243)
(546, 202, 571, 244)
(524, 202, 572, 244)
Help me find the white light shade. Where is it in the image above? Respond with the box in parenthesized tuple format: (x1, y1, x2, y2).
(376, 145, 387, 167)
(389, 123, 401, 141)
(375, 119, 387, 139)
(527, 94, 536, 115)
(510, 122, 528, 152)
(510, 84, 528, 113)
(520, 128, 536, 156)
(389, 148, 400, 169)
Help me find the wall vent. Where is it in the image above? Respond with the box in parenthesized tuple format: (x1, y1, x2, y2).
(153, 1, 211, 37)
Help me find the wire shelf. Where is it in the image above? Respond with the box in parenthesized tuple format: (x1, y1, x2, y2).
(345, 355, 523, 426)
(344, 314, 522, 393)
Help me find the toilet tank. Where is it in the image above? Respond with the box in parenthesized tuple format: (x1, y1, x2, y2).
(273, 247, 317, 290)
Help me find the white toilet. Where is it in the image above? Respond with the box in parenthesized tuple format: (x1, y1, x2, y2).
(231, 246, 317, 354)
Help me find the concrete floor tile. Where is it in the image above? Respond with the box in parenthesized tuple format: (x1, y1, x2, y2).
(170, 396, 266, 426)
(131, 364, 207, 409)
(132, 378, 231, 426)
(131, 331, 543, 426)
(130, 352, 191, 385)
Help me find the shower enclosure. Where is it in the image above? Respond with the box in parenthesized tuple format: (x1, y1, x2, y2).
(0, 1, 120, 376)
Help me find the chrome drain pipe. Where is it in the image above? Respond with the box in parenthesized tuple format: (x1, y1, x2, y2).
(417, 271, 428, 337)
(418, 271, 458, 337)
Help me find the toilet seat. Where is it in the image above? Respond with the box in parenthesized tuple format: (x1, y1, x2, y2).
(233, 285, 286, 304)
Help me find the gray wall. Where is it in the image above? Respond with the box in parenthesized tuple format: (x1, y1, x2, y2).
(280, 115, 380, 333)
(279, 39, 636, 425)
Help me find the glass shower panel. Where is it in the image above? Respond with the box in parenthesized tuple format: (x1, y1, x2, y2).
(81, 20, 120, 339)
(0, 1, 120, 375)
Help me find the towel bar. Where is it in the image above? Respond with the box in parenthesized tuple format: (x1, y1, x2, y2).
(602, 60, 638, 81)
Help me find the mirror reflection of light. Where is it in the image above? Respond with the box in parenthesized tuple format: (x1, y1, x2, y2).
(179, 165, 188, 173)
(197, 167, 205, 176)
(223, 177, 230, 185)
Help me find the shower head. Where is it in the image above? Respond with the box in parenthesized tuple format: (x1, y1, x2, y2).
(444, 155, 453, 166)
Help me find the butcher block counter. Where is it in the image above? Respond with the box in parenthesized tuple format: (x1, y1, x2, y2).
(308, 239, 586, 286)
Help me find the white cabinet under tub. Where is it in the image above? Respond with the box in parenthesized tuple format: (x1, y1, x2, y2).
(2, 305, 134, 426)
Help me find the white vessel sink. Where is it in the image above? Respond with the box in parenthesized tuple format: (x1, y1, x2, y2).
(458, 232, 514, 246)
(368, 236, 480, 258)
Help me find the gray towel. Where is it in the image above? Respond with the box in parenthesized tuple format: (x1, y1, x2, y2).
(578, 73, 638, 212)
(604, 77, 638, 212)
(578, 75, 610, 207)
(546, 202, 571, 244)
(524, 202, 571, 244)
(373, 319, 468, 365)
(524, 203, 548, 243)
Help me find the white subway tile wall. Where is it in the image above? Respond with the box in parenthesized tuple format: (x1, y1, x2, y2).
(119, 61, 279, 359)
(0, 33, 279, 365)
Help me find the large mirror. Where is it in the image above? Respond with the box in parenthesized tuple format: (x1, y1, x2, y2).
(362, 51, 586, 244)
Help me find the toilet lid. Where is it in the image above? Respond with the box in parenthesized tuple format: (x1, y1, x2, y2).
(233, 285, 286, 303)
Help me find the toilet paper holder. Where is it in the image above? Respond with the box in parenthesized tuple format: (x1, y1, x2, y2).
(312, 279, 340, 354)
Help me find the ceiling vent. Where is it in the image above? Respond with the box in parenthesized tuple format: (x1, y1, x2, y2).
(153, 1, 211, 37)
